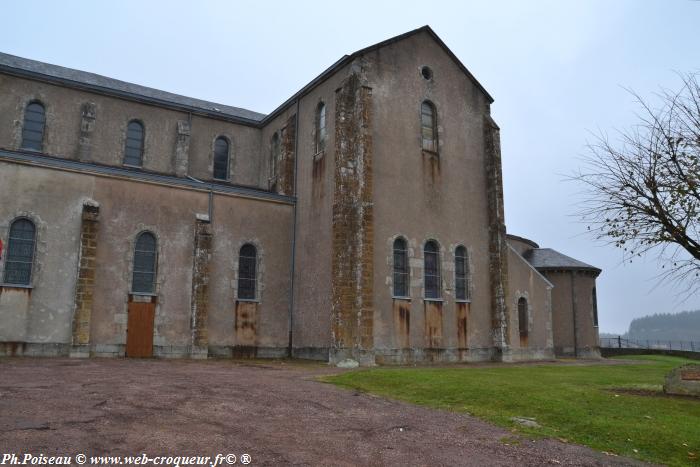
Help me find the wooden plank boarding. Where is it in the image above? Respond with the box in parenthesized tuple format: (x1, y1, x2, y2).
(126, 299, 155, 357)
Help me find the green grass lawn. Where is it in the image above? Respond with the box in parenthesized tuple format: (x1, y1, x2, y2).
(324, 355, 700, 466)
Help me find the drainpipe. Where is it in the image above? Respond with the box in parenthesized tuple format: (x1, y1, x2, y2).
(570, 271, 578, 357)
(187, 175, 213, 223)
(287, 99, 300, 358)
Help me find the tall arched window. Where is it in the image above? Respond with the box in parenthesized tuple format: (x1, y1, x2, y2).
(393, 237, 409, 298)
(3, 218, 36, 286)
(315, 102, 326, 153)
(21, 101, 46, 151)
(213, 137, 230, 180)
(421, 100, 438, 153)
(424, 240, 441, 299)
(518, 297, 529, 343)
(592, 287, 599, 327)
(123, 120, 145, 166)
(455, 245, 469, 301)
(269, 132, 280, 184)
(238, 244, 257, 300)
(132, 232, 157, 294)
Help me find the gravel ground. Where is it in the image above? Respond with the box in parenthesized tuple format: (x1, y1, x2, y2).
(0, 358, 650, 466)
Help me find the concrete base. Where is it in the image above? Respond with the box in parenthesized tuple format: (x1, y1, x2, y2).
(375, 347, 494, 364)
(554, 346, 602, 359)
(0, 342, 69, 357)
(69, 345, 90, 358)
(190, 346, 209, 359)
(501, 347, 556, 362)
(291, 347, 330, 361)
(329, 348, 376, 367)
(208, 345, 288, 359)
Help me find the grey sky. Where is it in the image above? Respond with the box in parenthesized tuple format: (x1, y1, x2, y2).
(3, 0, 699, 333)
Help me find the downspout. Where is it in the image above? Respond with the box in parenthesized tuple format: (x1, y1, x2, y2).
(570, 271, 578, 357)
(287, 99, 300, 357)
(186, 175, 213, 224)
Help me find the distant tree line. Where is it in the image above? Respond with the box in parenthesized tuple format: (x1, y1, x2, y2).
(608, 310, 700, 342)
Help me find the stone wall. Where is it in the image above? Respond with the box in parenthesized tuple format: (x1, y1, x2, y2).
(330, 69, 374, 365)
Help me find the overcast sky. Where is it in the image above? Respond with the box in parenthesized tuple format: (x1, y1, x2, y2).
(3, 1, 699, 333)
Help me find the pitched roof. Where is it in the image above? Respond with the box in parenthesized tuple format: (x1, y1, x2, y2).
(0, 26, 493, 128)
(523, 248, 601, 275)
(0, 52, 266, 125)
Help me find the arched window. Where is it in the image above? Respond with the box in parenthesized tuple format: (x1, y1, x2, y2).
(424, 240, 441, 299)
(213, 137, 230, 180)
(270, 132, 280, 184)
(592, 287, 599, 327)
(3, 218, 36, 286)
(238, 244, 257, 300)
(421, 100, 438, 153)
(455, 246, 469, 301)
(393, 237, 409, 298)
(123, 120, 145, 166)
(132, 232, 157, 294)
(315, 102, 326, 153)
(21, 101, 46, 151)
(518, 297, 528, 341)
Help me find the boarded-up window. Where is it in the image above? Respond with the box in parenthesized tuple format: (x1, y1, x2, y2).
(393, 237, 409, 297)
(421, 100, 437, 153)
(455, 245, 469, 300)
(424, 240, 441, 299)
(592, 287, 599, 327)
(123, 120, 145, 166)
(315, 102, 326, 153)
(213, 137, 230, 180)
(21, 102, 46, 151)
(3, 218, 36, 286)
(238, 243, 257, 300)
(132, 232, 157, 294)
(518, 297, 528, 337)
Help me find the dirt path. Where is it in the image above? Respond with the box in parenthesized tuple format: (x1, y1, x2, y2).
(0, 358, 648, 466)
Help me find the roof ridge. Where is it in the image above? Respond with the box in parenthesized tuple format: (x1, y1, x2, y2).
(0, 51, 266, 123)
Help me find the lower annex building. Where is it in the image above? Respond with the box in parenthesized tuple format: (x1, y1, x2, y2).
(0, 27, 601, 364)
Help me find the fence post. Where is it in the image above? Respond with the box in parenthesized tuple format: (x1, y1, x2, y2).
(618, 336, 622, 349)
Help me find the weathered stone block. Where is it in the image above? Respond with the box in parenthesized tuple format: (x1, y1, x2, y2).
(664, 364, 700, 397)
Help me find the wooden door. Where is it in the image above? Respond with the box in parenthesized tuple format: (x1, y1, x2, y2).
(126, 301, 155, 357)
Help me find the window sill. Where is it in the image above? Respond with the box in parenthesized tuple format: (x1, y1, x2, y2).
(455, 299, 472, 304)
(236, 298, 260, 303)
(392, 296, 411, 301)
(130, 292, 157, 297)
(0, 283, 33, 289)
(423, 297, 444, 302)
(422, 149, 440, 158)
(313, 150, 325, 161)
(122, 163, 143, 169)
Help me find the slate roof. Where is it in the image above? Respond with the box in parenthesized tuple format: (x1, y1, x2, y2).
(523, 248, 601, 275)
(0, 52, 266, 124)
(0, 25, 493, 127)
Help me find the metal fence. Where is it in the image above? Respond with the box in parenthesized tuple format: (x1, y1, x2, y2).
(600, 336, 700, 352)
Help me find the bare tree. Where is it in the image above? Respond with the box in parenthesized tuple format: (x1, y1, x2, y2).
(574, 73, 700, 294)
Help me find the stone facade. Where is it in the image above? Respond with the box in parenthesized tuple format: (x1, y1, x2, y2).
(0, 26, 601, 364)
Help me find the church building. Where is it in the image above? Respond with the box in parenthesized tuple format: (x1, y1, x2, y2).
(0, 26, 601, 364)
